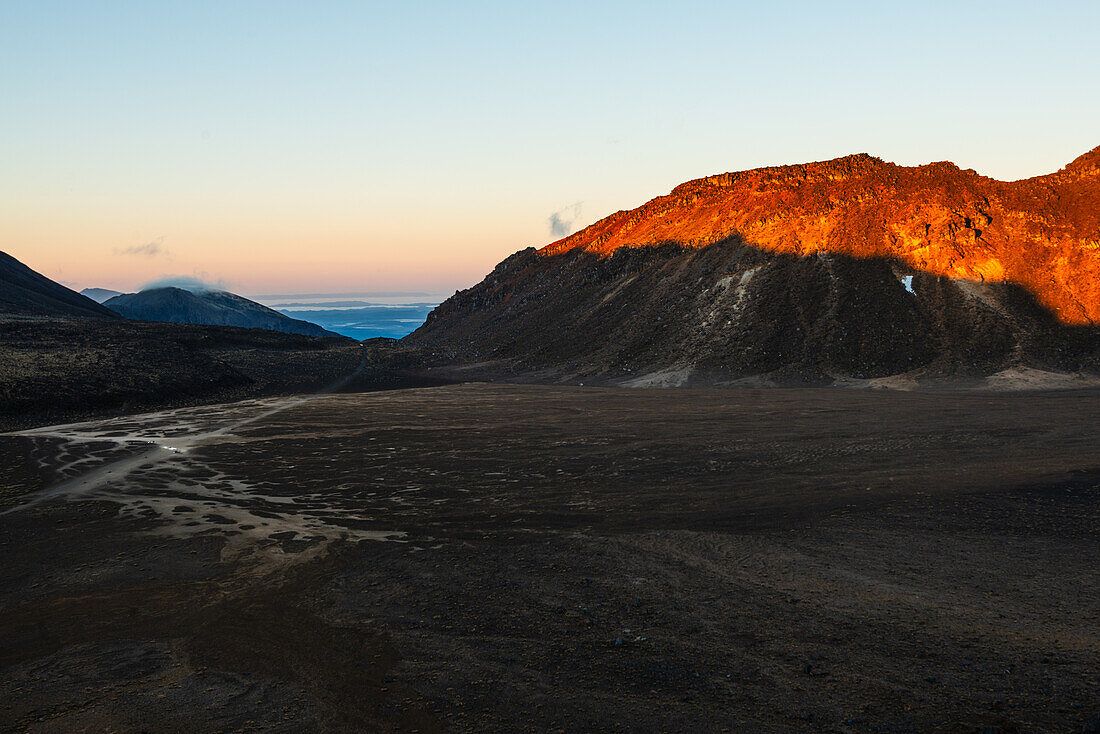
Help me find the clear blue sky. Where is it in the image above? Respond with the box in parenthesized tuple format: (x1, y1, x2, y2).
(2, 0, 1098, 294)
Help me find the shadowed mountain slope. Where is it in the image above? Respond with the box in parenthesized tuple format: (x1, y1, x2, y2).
(407, 241, 1100, 385)
(104, 287, 339, 338)
(0, 251, 117, 319)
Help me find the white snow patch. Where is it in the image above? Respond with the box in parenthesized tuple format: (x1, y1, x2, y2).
(900, 275, 915, 294)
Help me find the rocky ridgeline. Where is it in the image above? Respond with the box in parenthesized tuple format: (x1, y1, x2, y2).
(542, 147, 1100, 326)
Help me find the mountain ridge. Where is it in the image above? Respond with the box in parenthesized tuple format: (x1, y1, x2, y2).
(80, 287, 123, 304)
(104, 287, 340, 338)
(541, 146, 1100, 325)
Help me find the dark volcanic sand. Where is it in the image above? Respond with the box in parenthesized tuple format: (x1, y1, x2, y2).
(0, 384, 1097, 732)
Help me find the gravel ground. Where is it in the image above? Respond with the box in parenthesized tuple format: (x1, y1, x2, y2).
(1, 384, 1097, 732)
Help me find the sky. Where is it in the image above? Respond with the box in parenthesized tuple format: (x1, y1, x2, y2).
(2, 0, 1098, 296)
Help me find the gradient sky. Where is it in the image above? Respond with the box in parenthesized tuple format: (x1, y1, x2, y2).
(3, 1, 1098, 296)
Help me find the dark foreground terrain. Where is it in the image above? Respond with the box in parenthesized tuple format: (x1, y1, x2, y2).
(0, 384, 1097, 732)
(0, 317, 363, 431)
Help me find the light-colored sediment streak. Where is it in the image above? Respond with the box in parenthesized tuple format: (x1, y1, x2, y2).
(0, 346, 405, 562)
(0, 444, 169, 518)
(2, 343, 369, 513)
(1, 393, 318, 517)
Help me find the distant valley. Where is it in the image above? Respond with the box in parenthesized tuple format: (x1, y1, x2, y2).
(78, 287, 440, 340)
(260, 296, 440, 340)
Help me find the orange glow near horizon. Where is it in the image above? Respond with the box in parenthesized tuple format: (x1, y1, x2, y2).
(2, 203, 548, 296)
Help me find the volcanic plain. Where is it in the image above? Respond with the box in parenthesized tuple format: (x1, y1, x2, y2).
(1, 383, 1097, 733)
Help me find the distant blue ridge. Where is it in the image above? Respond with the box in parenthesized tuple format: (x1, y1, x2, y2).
(278, 304, 436, 340)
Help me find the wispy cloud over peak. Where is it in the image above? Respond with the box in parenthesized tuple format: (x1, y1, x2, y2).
(139, 275, 228, 293)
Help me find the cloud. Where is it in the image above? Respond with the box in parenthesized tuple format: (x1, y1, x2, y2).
(139, 275, 227, 293)
(115, 237, 167, 257)
(548, 202, 583, 238)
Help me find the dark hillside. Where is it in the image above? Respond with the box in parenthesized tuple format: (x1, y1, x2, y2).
(0, 251, 118, 319)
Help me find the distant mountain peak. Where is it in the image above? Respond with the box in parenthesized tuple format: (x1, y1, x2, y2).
(104, 287, 341, 338)
(80, 287, 124, 304)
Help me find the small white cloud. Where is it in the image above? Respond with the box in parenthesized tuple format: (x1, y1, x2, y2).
(548, 202, 583, 238)
(140, 275, 228, 293)
(115, 237, 167, 257)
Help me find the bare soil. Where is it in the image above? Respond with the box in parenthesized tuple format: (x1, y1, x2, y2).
(0, 384, 1097, 732)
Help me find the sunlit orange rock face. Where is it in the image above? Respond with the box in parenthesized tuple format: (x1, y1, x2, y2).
(542, 146, 1100, 325)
